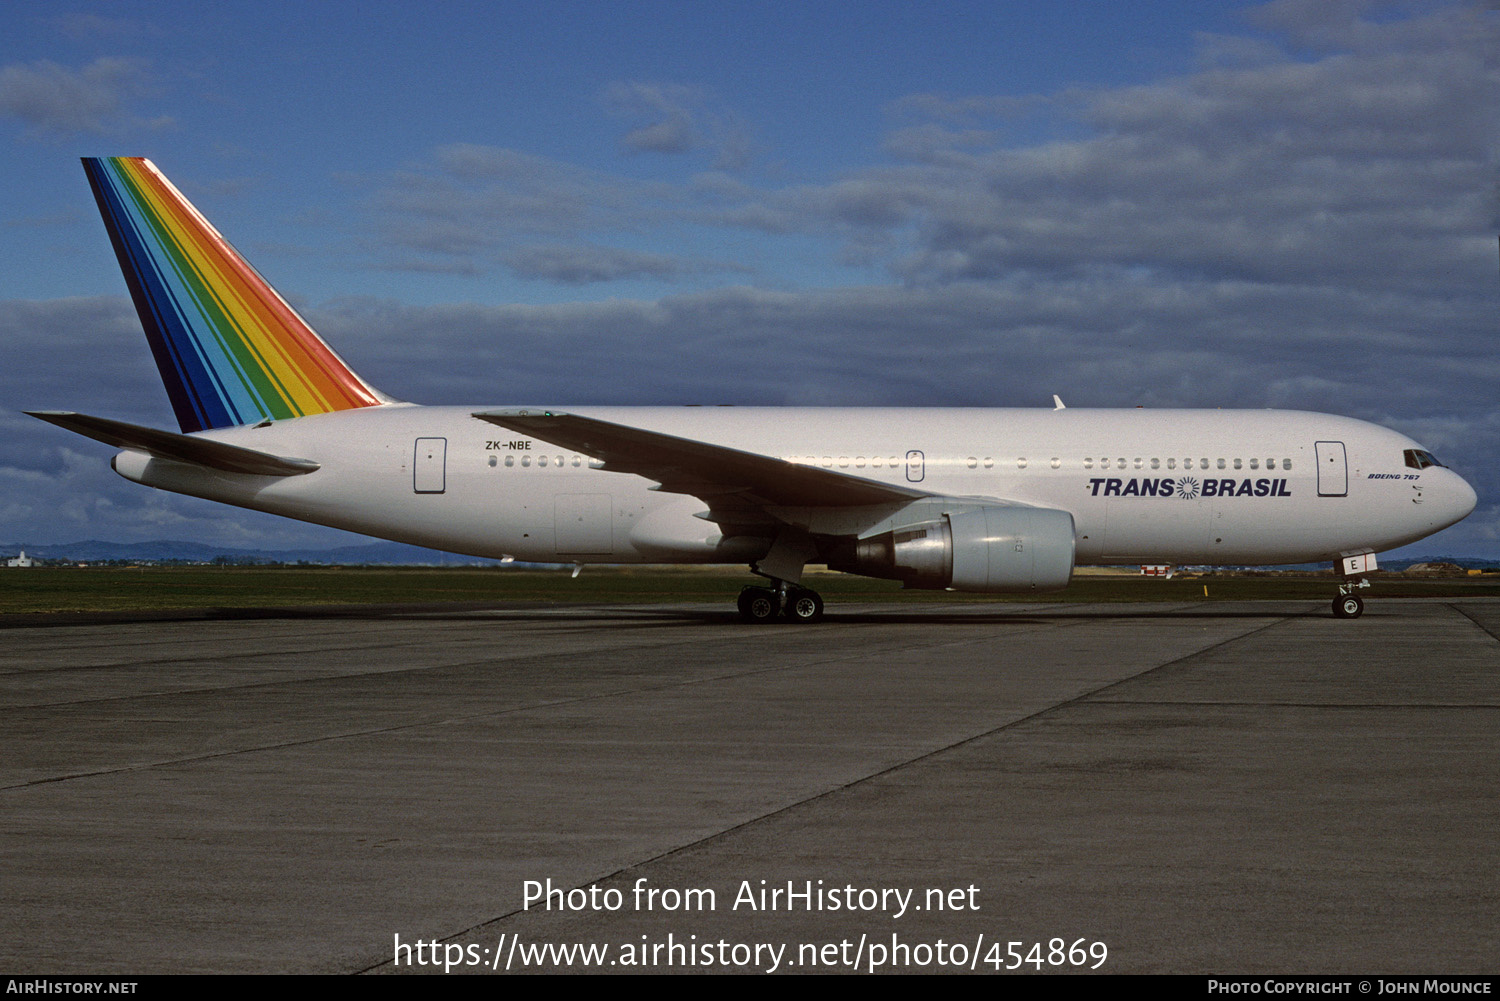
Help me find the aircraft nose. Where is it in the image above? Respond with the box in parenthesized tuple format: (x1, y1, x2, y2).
(1439, 470, 1478, 528)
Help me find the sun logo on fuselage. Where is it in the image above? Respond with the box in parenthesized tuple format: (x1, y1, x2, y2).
(1176, 477, 1200, 500)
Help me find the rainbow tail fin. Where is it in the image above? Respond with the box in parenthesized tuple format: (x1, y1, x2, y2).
(82, 157, 393, 432)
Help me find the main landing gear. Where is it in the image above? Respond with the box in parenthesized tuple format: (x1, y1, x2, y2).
(740, 530, 825, 623)
(737, 582, 824, 624)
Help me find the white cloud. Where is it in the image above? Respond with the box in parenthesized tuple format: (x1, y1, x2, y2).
(362, 143, 683, 272)
(604, 80, 754, 168)
(0, 57, 168, 136)
(503, 244, 686, 284)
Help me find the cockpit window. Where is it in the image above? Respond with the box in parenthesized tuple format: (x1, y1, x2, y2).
(1403, 449, 1445, 470)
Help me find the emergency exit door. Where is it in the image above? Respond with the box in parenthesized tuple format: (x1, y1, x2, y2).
(906, 450, 925, 483)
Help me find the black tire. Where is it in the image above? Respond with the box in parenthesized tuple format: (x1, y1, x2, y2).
(739, 587, 779, 623)
(1332, 594, 1364, 619)
(784, 587, 824, 624)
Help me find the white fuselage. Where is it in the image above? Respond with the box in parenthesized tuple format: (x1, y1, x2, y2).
(111, 405, 1477, 568)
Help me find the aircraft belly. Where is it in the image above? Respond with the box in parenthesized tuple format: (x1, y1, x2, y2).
(554, 494, 614, 555)
(1102, 497, 1212, 563)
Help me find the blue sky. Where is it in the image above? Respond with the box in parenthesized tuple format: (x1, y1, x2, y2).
(1, 0, 1495, 558)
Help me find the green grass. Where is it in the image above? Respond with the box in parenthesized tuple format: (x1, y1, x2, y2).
(0, 566, 1495, 617)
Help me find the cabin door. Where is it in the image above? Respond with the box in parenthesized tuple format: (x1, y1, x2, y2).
(414, 438, 447, 494)
(1315, 441, 1347, 497)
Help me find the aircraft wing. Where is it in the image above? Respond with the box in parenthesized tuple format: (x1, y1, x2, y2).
(27, 411, 321, 477)
(473, 409, 928, 508)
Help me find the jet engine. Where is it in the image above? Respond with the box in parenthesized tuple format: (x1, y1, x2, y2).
(834, 505, 1075, 592)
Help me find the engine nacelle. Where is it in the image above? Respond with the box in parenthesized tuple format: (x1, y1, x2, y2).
(841, 505, 1075, 592)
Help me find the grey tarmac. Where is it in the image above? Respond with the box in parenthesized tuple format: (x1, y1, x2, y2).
(0, 598, 1495, 973)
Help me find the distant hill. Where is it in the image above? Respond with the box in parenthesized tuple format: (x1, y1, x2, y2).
(1177, 555, 1498, 572)
(0, 540, 508, 566)
(1381, 555, 1498, 571)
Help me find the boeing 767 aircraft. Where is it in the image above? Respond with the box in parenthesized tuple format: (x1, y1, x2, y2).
(30, 158, 1477, 620)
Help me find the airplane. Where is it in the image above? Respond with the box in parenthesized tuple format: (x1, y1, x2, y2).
(29, 157, 1477, 621)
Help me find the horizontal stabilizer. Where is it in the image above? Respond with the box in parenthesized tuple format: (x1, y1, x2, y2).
(27, 411, 320, 476)
(474, 409, 926, 507)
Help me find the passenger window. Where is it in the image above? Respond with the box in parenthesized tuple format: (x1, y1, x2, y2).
(1233, 458, 1242, 470)
(1216, 458, 1226, 470)
(521, 455, 531, 467)
(1167, 458, 1176, 470)
(1283, 458, 1292, 470)
(1017, 457, 1027, 469)
(1150, 458, 1160, 469)
(1084, 458, 1094, 469)
(504, 454, 514, 467)
(1050, 458, 1060, 469)
(1249, 458, 1259, 470)
(984, 457, 994, 469)
(488, 455, 497, 467)
(1200, 458, 1209, 470)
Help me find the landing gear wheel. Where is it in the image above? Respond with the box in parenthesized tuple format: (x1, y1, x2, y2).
(738, 586, 779, 623)
(1333, 594, 1364, 619)
(783, 587, 824, 624)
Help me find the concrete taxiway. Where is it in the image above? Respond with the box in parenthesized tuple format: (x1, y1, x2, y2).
(1, 598, 1496, 974)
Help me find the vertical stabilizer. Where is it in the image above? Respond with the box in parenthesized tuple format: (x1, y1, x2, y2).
(82, 157, 391, 432)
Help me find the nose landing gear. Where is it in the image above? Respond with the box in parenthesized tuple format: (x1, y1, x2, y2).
(1332, 553, 1376, 619)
